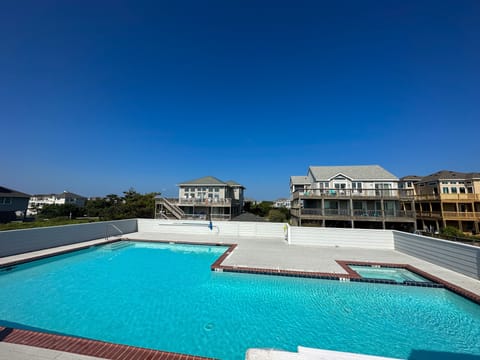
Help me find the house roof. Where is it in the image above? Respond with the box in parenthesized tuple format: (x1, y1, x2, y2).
(179, 176, 227, 186)
(32, 191, 86, 199)
(57, 191, 86, 199)
(419, 170, 480, 183)
(290, 176, 310, 185)
(0, 186, 31, 198)
(231, 212, 266, 222)
(225, 180, 245, 188)
(400, 175, 423, 181)
(308, 165, 398, 181)
(178, 176, 244, 188)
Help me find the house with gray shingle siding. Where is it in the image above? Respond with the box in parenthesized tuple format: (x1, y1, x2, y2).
(0, 186, 31, 222)
(155, 176, 245, 220)
(290, 165, 415, 230)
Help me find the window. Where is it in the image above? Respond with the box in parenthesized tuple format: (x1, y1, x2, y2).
(375, 183, 392, 196)
(407, 182, 412, 187)
(0, 197, 12, 205)
(442, 187, 449, 194)
(352, 182, 362, 193)
(451, 187, 457, 193)
(459, 188, 466, 194)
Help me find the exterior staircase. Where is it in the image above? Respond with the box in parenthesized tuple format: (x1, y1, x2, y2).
(155, 197, 185, 220)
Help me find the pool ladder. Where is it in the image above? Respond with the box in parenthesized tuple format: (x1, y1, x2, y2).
(105, 223, 124, 241)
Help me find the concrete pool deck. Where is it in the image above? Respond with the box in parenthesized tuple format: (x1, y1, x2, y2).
(1, 231, 480, 360)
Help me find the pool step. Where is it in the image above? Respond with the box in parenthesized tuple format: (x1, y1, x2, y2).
(103, 241, 133, 251)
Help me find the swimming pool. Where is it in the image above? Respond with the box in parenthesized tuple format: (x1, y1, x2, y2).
(1, 241, 479, 359)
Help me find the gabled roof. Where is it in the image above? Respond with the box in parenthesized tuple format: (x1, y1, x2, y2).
(32, 191, 86, 198)
(0, 186, 31, 198)
(179, 176, 226, 186)
(400, 175, 423, 181)
(419, 170, 480, 183)
(308, 165, 398, 181)
(231, 212, 266, 222)
(178, 176, 245, 187)
(226, 180, 245, 188)
(57, 191, 86, 199)
(290, 176, 310, 185)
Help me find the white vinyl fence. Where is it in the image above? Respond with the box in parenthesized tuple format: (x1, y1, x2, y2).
(288, 227, 395, 249)
(137, 219, 286, 239)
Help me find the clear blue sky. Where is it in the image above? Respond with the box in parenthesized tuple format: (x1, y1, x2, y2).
(1, 0, 479, 200)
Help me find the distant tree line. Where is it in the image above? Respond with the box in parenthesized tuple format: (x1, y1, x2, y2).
(36, 191, 291, 223)
(37, 189, 157, 221)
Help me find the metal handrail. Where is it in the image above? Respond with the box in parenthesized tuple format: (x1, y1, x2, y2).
(105, 223, 124, 241)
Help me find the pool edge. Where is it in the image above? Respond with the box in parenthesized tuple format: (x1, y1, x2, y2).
(0, 326, 215, 360)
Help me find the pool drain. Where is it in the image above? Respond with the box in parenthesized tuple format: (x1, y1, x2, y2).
(204, 323, 215, 331)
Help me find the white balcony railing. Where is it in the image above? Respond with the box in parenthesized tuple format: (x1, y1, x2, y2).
(176, 198, 233, 206)
(292, 188, 413, 199)
(296, 209, 415, 219)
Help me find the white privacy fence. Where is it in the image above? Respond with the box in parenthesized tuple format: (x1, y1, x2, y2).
(288, 226, 395, 249)
(137, 219, 286, 239)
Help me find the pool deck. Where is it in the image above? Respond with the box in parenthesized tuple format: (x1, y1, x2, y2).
(1, 231, 480, 360)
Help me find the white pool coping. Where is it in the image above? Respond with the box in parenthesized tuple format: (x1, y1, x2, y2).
(246, 347, 403, 360)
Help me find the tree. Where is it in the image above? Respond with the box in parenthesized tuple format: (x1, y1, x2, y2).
(38, 204, 85, 219)
(121, 189, 157, 219)
(267, 209, 287, 222)
(247, 201, 274, 217)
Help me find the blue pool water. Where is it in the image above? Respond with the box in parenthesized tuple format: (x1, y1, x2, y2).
(1, 241, 480, 360)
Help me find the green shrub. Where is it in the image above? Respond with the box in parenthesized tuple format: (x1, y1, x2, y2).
(440, 226, 465, 238)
